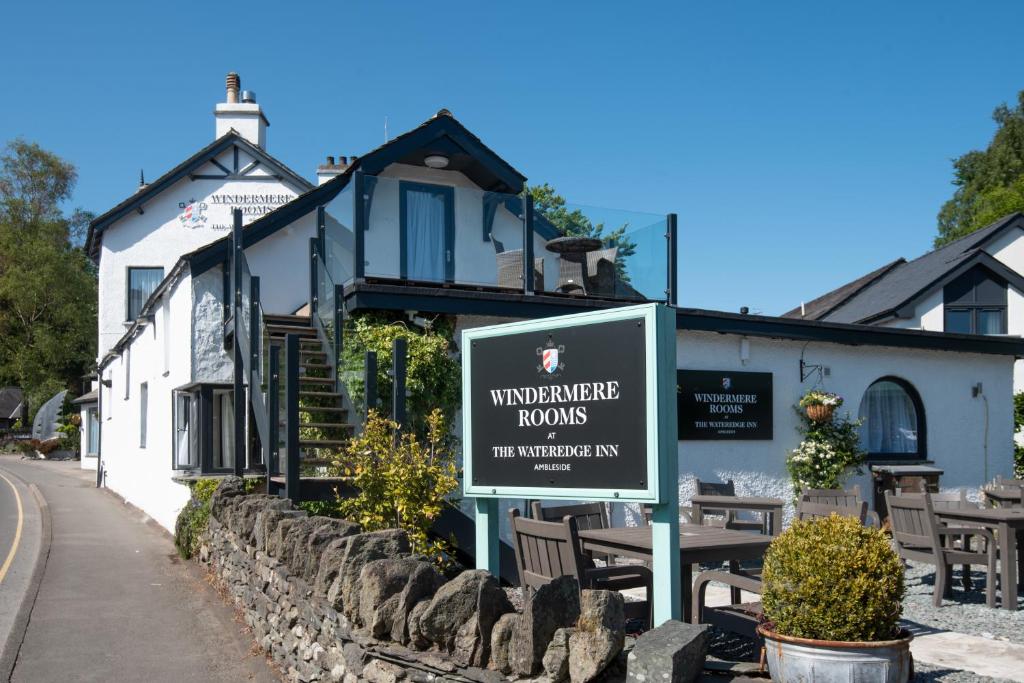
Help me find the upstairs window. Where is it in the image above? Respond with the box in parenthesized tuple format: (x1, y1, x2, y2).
(127, 267, 164, 321)
(943, 266, 1007, 335)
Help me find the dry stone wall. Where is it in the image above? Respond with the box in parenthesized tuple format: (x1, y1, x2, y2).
(199, 478, 634, 683)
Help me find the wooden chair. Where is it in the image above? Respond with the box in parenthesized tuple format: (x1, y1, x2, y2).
(800, 485, 881, 528)
(692, 570, 764, 647)
(796, 499, 868, 524)
(531, 501, 615, 564)
(509, 508, 652, 626)
(696, 479, 766, 534)
(931, 490, 984, 590)
(492, 237, 544, 290)
(885, 492, 998, 608)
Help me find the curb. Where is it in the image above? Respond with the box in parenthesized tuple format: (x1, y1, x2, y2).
(0, 476, 52, 682)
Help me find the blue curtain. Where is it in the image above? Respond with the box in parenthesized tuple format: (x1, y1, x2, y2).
(406, 190, 446, 280)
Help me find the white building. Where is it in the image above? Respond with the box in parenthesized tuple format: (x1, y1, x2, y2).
(88, 75, 1024, 542)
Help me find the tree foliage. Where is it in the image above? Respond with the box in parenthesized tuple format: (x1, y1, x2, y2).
(528, 183, 637, 280)
(937, 90, 1024, 246)
(0, 140, 97, 416)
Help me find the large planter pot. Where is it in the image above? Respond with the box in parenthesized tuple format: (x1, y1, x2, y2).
(805, 404, 835, 423)
(757, 627, 913, 683)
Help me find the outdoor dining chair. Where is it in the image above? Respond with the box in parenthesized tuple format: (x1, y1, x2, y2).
(509, 508, 652, 627)
(585, 247, 619, 296)
(885, 491, 998, 608)
(931, 490, 985, 590)
(492, 237, 544, 290)
(695, 479, 766, 534)
(796, 499, 868, 524)
(691, 570, 764, 648)
(555, 257, 586, 295)
(531, 501, 617, 564)
(800, 485, 881, 527)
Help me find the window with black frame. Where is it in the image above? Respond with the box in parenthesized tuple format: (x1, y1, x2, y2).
(943, 265, 1007, 335)
(126, 267, 164, 321)
(858, 377, 925, 460)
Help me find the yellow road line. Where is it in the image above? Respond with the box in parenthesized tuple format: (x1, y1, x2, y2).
(0, 470, 24, 584)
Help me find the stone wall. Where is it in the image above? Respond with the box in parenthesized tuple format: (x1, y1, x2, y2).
(199, 478, 634, 683)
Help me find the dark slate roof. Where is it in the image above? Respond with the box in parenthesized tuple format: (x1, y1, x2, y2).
(784, 213, 1024, 324)
(71, 389, 98, 405)
(0, 386, 24, 419)
(85, 131, 313, 259)
(782, 258, 906, 320)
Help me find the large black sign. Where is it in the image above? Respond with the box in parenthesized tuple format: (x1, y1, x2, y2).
(468, 318, 648, 491)
(677, 370, 773, 440)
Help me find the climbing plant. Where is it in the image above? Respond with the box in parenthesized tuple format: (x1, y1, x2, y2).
(340, 312, 460, 436)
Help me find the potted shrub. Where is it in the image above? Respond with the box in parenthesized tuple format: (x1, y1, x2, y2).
(798, 390, 843, 422)
(758, 515, 911, 682)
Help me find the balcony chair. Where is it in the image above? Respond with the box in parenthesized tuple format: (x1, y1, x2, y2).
(492, 237, 544, 290)
(509, 508, 652, 628)
(885, 491, 998, 608)
(796, 499, 868, 524)
(800, 485, 881, 527)
(692, 570, 764, 649)
(695, 479, 767, 534)
(585, 247, 619, 297)
(555, 257, 587, 295)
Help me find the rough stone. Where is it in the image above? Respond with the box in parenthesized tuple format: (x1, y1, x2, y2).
(420, 569, 512, 661)
(543, 627, 575, 683)
(234, 495, 294, 542)
(488, 613, 518, 674)
(315, 536, 356, 598)
(358, 558, 426, 637)
(508, 576, 580, 676)
(406, 599, 432, 651)
(282, 516, 331, 576)
(568, 590, 625, 683)
(453, 613, 485, 668)
(625, 620, 708, 683)
(256, 508, 305, 554)
(390, 562, 446, 645)
(208, 476, 246, 519)
(304, 518, 361, 580)
(327, 530, 411, 616)
(362, 659, 407, 683)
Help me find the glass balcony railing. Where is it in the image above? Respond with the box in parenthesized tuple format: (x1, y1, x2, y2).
(319, 171, 673, 303)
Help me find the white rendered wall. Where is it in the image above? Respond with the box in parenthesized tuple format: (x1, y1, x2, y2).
(99, 274, 194, 532)
(97, 147, 301, 356)
(191, 268, 233, 383)
(244, 210, 318, 314)
(878, 289, 943, 331)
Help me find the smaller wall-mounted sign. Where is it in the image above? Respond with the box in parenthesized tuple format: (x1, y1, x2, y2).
(178, 193, 296, 232)
(677, 370, 773, 440)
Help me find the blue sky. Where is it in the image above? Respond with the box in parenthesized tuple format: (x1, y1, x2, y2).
(3, 1, 1022, 315)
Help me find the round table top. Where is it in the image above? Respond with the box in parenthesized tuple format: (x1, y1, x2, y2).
(544, 236, 602, 254)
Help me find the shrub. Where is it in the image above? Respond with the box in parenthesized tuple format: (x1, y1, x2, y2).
(762, 515, 905, 642)
(173, 478, 223, 559)
(786, 407, 865, 498)
(332, 409, 458, 564)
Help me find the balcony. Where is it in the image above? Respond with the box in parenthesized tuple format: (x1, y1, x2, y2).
(319, 172, 677, 310)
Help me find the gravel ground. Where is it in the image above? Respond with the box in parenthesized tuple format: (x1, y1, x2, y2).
(913, 662, 1017, 682)
(901, 560, 1024, 645)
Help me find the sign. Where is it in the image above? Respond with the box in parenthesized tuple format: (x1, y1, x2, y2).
(676, 370, 773, 440)
(178, 192, 296, 231)
(462, 304, 676, 502)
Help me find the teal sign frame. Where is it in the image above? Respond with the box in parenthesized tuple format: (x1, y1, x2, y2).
(461, 303, 681, 624)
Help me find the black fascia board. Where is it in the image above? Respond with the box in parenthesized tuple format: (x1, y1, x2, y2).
(859, 250, 1024, 325)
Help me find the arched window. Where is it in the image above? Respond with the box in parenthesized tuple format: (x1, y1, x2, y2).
(858, 377, 925, 459)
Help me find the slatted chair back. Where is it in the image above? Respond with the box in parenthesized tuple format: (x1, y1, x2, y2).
(694, 478, 737, 525)
(801, 485, 863, 507)
(796, 499, 868, 524)
(509, 508, 585, 594)
(930, 490, 974, 510)
(995, 476, 1024, 489)
(885, 492, 942, 561)
(531, 502, 608, 531)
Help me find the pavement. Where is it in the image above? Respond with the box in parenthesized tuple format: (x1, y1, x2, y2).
(0, 455, 280, 682)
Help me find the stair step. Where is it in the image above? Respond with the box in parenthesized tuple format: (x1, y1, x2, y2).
(300, 439, 349, 447)
(267, 327, 316, 338)
(299, 390, 342, 398)
(264, 314, 312, 325)
(298, 405, 347, 413)
(299, 376, 334, 384)
(300, 350, 326, 357)
(299, 422, 354, 430)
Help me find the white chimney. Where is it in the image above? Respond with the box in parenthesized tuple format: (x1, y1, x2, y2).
(214, 72, 269, 148)
(316, 155, 349, 185)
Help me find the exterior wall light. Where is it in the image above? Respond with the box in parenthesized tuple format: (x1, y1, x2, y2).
(423, 154, 449, 169)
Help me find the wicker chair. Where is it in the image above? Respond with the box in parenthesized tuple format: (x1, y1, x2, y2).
(492, 237, 544, 290)
(555, 257, 586, 294)
(509, 508, 652, 627)
(885, 492, 998, 607)
(585, 247, 619, 296)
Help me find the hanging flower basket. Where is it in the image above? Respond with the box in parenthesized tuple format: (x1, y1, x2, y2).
(806, 404, 836, 423)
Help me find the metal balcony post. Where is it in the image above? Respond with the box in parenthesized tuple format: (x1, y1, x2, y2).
(523, 193, 535, 295)
(250, 276, 260, 369)
(285, 334, 300, 502)
(667, 213, 678, 306)
(334, 284, 345, 394)
(392, 337, 407, 430)
(363, 350, 377, 427)
(267, 344, 280, 493)
(309, 238, 319, 316)
(354, 171, 366, 280)
(232, 209, 244, 477)
(317, 205, 326, 260)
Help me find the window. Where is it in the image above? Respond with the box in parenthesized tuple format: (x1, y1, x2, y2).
(172, 391, 198, 469)
(943, 265, 1007, 335)
(139, 382, 148, 448)
(86, 408, 99, 456)
(127, 267, 164, 321)
(858, 377, 925, 460)
(211, 388, 235, 471)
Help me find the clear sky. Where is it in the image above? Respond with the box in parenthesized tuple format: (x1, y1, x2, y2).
(3, 0, 1022, 315)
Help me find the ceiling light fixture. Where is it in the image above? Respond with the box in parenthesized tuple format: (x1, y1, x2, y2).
(423, 154, 449, 169)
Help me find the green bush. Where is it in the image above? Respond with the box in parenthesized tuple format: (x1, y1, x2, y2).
(786, 403, 865, 499)
(762, 515, 905, 642)
(173, 478, 222, 559)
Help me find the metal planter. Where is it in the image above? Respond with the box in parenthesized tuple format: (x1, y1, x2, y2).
(758, 627, 913, 683)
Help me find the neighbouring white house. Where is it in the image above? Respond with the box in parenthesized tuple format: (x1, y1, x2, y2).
(88, 74, 1024, 546)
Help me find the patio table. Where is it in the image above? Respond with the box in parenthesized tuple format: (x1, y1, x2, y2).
(933, 507, 1024, 611)
(545, 236, 602, 294)
(984, 487, 1023, 508)
(689, 495, 785, 536)
(578, 525, 771, 622)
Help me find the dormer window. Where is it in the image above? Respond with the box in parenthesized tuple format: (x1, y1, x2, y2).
(943, 265, 1007, 335)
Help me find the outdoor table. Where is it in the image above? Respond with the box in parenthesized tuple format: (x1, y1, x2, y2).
(933, 507, 1024, 611)
(545, 236, 603, 293)
(578, 525, 771, 622)
(984, 487, 1023, 508)
(689, 495, 785, 536)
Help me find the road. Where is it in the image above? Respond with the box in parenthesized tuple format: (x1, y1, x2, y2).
(0, 455, 279, 682)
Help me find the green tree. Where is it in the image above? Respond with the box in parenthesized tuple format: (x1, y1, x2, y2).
(937, 90, 1024, 246)
(528, 183, 637, 280)
(0, 140, 97, 416)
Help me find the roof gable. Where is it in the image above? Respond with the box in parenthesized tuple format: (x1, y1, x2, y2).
(86, 132, 313, 258)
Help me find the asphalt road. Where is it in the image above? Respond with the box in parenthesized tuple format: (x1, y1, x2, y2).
(0, 456, 279, 682)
